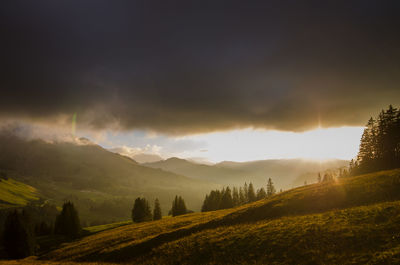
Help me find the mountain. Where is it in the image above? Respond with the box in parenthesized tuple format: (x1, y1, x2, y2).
(130, 153, 163, 163)
(109, 147, 163, 163)
(35, 169, 400, 264)
(0, 134, 216, 224)
(144, 157, 247, 185)
(144, 158, 349, 190)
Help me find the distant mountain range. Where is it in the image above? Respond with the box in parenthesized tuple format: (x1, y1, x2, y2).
(0, 133, 215, 224)
(0, 131, 349, 225)
(144, 157, 349, 190)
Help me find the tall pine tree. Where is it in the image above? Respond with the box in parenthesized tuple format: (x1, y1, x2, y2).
(54, 201, 81, 238)
(352, 105, 400, 174)
(256, 187, 267, 200)
(131, 197, 152, 222)
(171, 196, 187, 216)
(266, 178, 276, 197)
(232, 187, 240, 206)
(247, 183, 256, 202)
(153, 198, 162, 220)
(3, 210, 36, 259)
(220, 187, 234, 209)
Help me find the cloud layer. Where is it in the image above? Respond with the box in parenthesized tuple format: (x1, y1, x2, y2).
(1, 1, 400, 134)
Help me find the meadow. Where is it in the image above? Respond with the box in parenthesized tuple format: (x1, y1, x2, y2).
(1, 169, 400, 264)
(0, 178, 38, 207)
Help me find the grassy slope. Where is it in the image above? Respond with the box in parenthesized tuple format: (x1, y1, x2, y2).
(138, 201, 400, 265)
(0, 178, 38, 208)
(82, 220, 132, 234)
(23, 168, 399, 264)
(5, 203, 400, 265)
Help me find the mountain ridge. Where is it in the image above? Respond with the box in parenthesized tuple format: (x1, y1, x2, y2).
(144, 157, 349, 189)
(0, 134, 216, 224)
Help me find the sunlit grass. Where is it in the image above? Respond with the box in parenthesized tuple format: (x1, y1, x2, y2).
(0, 178, 39, 207)
(3, 169, 400, 264)
(137, 201, 400, 264)
(83, 220, 132, 234)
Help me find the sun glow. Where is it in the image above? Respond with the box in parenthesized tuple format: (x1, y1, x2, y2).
(178, 127, 364, 163)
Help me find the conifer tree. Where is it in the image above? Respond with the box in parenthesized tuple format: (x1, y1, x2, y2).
(256, 187, 267, 200)
(317, 172, 321, 183)
(247, 182, 256, 202)
(201, 194, 210, 212)
(171, 196, 187, 216)
(239, 187, 246, 205)
(243, 182, 249, 203)
(266, 178, 276, 197)
(153, 198, 162, 220)
(3, 210, 36, 259)
(54, 201, 81, 238)
(352, 105, 400, 174)
(232, 187, 240, 206)
(220, 187, 234, 209)
(131, 197, 152, 223)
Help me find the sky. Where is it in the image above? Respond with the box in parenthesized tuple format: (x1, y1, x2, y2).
(1, 1, 399, 162)
(97, 127, 364, 163)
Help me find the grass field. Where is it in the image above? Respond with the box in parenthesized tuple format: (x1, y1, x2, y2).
(82, 220, 132, 234)
(0, 178, 39, 208)
(2, 169, 400, 264)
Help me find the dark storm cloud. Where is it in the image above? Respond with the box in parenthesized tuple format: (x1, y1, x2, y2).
(1, 0, 400, 134)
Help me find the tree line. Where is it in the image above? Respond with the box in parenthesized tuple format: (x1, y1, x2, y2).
(351, 105, 400, 175)
(2, 201, 81, 259)
(201, 178, 276, 212)
(131, 195, 191, 223)
(2, 179, 278, 259)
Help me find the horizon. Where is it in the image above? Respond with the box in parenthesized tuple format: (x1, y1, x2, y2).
(99, 126, 364, 163)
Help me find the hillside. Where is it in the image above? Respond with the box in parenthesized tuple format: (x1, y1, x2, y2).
(144, 158, 348, 189)
(0, 134, 216, 224)
(0, 177, 39, 208)
(144, 157, 247, 185)
(15, 168, 398, 264)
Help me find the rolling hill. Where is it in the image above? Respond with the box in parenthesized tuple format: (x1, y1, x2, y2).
(0, 134, 216, 224)
(144, 157, 349, 190)
(8, 168, 398, 264)
(0, 177, 39, 208)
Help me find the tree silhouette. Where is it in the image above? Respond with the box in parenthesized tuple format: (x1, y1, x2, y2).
(243, 182, 249, 203)
(3, 210, 36, 259)
(247, 183, 256, 202)
(54, 201, 81, 238)
(239, 187, 246, 205)
(202, 182, 269, 212)
(220, 187, 234, 209)
(232, 187, 240, 206)
(352, 105, 400, 175)
(256, 187, 267, 200)
(132, 197, 152, 222)
(171, 195, 187, 216)
(153, 198, 162, 221)
(266, 178, 276, 197)
(201, 190, 222, 212)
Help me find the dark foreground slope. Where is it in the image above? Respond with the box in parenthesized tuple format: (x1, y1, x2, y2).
(15, 168, 397, 265)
